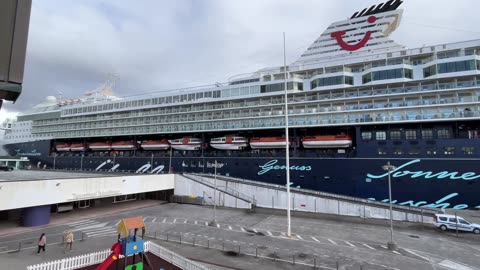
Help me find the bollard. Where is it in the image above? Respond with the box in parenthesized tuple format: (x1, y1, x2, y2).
(62, 236, 65, 243)
(360, 264, 363, 270)
(293, 255, 295, 265)
(238, 245, 240, 255)
(154, 231, 157, 239)
(81, 232, 85, 241)
(167, 233, 169, 242)
(256, 247, 258, 258)
(222, 241, 225, 251)
(18, 242, 21, 251)
(207, 240, 210, 249)
(314, 257, 317, 269)
(180, 235, 182, 245)
(336, 261, 339, 270)
(193, 238, 195, 247)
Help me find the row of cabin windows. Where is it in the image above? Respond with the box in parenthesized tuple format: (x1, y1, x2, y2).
(361, 129, 450, 141)
(362, 68, 413, 84)
(377, 147, 475, 155)
(310, 76, 353, 89)
(423, 60, 480, 77)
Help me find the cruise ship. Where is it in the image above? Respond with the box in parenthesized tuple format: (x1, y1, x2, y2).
(4, 0, 480, 209)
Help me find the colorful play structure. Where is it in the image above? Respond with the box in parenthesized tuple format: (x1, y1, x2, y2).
(96, 216, 152, 270)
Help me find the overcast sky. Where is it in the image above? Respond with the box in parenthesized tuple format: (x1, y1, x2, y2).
(1, 0, 479, 122)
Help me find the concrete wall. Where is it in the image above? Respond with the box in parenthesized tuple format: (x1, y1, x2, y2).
(0, 174, 174, 210)
(191, 175, 430, 223)
(174, 175, 251, 209)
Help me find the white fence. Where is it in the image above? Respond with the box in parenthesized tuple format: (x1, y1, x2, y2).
(26, 241, 211, 270)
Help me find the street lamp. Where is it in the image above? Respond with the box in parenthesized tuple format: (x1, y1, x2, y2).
(210, 160, 218, 227)
(382, 161, 397, 251)
(283, 32, 292, 238)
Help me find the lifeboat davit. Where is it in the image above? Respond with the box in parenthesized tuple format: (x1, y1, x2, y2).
(169, 137, 202, 151)
(56, 143, 71, 151)
(89, 142, 112, 151)
(302, 134, 352, 148)
(210, 136, 248, 150)
(112, 141, 136, 150)
(70, 143, 86, 151)
(141, 139, 170, 150)
(249, 137, 291, 149)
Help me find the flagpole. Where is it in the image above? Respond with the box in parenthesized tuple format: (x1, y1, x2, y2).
(283, 32, 291, 237)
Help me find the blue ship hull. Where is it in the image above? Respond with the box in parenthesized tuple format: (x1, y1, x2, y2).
(5, 139, 479, 209)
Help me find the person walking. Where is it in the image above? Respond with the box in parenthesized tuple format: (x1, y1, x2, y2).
(64, 231, 74, 253)
(37, 233, 46, 255)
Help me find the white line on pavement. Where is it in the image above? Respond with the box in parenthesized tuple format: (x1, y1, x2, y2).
(381, 245, 387, 249)
(362, 244, 375, 250)
(281, 232, 286, 236)
(327, 239, 336, 245)
(393, 251, 401, 255)
(173, 218, 177, 223)
(240, 228, 246, 232)
(267, 231, 273, 236)
(205, 222, 208, 226)
(162, 218, 167, 223)
(67, 220, 94, 226)
(252, 229, 258, 233)
(183, 219, 187, 224)
(404, 249, 431, 261)
(296, 235, 303, 240)
(195, 220, 198, 225)
(152, 218, 156, 223)
(216, 224, 220, 228)
(228, 226, 232, 230)
(114, 220, 121, 226)
(345, 241, 355, 247)
(311, 237, 320, 242)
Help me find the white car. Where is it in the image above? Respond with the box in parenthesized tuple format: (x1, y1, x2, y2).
(433, 214, 480, 234)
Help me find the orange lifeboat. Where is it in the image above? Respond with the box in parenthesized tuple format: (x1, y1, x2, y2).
(210, 136, 248, 150)
(169, 137, 202, 151)
(112, 141, 136, 150)
(141, 139, 170, 150)
(89, 141, 112, 151)
(70, 143, 86, 151)
(56, 143, 71, 152)
(302, 134, 352, 148)
(249, 137, 291, 149)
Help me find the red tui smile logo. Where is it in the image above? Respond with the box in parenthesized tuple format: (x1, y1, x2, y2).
(331, 16, 377, 51)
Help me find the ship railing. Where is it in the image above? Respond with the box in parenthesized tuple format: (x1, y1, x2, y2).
(191, 173, 439, 217)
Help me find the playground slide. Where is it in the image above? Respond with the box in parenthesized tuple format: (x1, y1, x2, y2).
(96, 242, 122, 270)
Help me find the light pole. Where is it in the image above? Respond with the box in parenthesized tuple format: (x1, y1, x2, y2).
(283, 32, 292, 238)
(382, 161, 397, 251)
(169, 146, 173, 173)
(210, 160, 218, 227)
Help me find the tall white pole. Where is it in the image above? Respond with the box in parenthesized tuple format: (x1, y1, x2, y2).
(214, 160, 217, 223)
(388, 161, 394, 243)
(283, 32, 291, 237)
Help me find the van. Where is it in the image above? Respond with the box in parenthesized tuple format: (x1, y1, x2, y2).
(433, 214, 480, 234)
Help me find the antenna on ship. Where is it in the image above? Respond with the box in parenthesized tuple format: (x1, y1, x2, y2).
(283, 32, 292, 238)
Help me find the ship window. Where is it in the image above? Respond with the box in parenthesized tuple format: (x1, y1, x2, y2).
(422, 129, 433, 139)
(375, 131, 386, 140)
(393, 148, 403, 155)
(437, 129, 450, 139)
(361, 131, 372, 141)
(444, 147, 455, 155)
(390, 130, 402, 140)
(405, 130, 417, 140)
(377, 148, 387, 155)
(462, 147, 475, 155)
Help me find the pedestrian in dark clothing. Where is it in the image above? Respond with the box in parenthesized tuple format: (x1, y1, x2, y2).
(37, 233, 46, 255)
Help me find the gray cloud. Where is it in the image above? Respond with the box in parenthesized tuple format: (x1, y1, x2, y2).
(2, 0, 479, 115)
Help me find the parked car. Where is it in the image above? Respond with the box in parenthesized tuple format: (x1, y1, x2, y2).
(434, 214, 480, 234)
(0, 165, 14, 171)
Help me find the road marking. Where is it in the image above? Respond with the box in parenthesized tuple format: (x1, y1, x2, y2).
(114, 220, 121, 226)
(162, 218, 167, 223)
(71, 222, 109, 232)
(404, 249, 431, 262)
(296, 235, 303, 240)
(195, 220, 198, 225)
(152, 218, 156, 223)
(439, 260, 475, 270)
(67, 220, 95, 226)
(252, 229, 258, 233)
(393, 250, 401, 255)
(362, 244, 375, 250)
(327, 239, 336, 245)
(173, 218, 177, 223)
(311, 237, 320, 242)
(281, 232, 286, 236)
(240, 227, 246, 232)
(183, 219, 187, 224)
(216, 224, 220, 228)
(381, 245, 387, 249)
(228, 226, 232, 230)
(345, 241, 355, 247)
(205, 222, 208, 226)
(267, 231, 273, 236)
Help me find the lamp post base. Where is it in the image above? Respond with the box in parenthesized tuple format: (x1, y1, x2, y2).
(387, 241, 398, 251)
